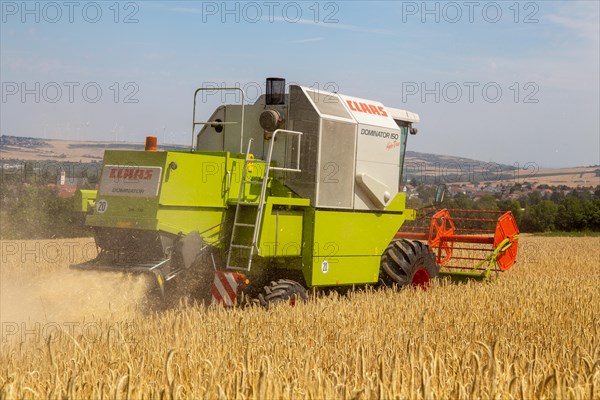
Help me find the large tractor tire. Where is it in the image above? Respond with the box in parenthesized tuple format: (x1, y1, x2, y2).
(256, 279, 308, 307)
(380, 239, 439, 288)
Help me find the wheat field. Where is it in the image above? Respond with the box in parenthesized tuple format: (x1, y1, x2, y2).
(1, 236, 598, 399)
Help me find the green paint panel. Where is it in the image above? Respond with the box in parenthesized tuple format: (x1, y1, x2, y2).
(306, 210, 408, 287)
(88, 150, 235, 241)
(92, 150, 167, 224)
(385, 192, 411, 213)
(86, 215, 158, 230)
(92, 196, 160, 221)
(74, 189, 96, 212)
(313, 211, 407, 256)
(161, 152, 231, 208)
(157, 208, 225, 244)
(258, 200, 304, 257)
(310, 256, 381, 286)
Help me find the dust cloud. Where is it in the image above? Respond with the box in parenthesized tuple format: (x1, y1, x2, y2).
(0, 268, 151, 325)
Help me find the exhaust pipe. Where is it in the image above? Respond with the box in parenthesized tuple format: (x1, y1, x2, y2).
(266, 77, 285, 105)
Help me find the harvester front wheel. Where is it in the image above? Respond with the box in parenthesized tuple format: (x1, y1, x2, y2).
(380, 239, 439, 288)
(256, 279, 308, 307)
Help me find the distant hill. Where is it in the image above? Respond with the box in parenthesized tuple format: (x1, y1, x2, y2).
(403, 150, 599, 187)
(403, 151, 517, 184)
(0, 135, 50, 148)
(405, 151, 515, 170)
(0, 136, 189, 162)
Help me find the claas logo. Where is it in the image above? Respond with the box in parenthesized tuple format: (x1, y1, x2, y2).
(109, 167, 154, 181)
(346, 100, 388, 117)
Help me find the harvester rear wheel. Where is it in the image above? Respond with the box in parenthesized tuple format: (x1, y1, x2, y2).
(380, 239, 439, 288)
(256, 279, 308, 307)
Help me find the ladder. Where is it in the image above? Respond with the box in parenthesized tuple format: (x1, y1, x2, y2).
(226, 129, 303, 271)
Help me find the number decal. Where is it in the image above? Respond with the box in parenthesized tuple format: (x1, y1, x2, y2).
(96, 199, 108, 213)
(321, 260, 329, 274)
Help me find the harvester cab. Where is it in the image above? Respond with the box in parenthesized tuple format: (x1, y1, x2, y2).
(72, 77, 519, 306)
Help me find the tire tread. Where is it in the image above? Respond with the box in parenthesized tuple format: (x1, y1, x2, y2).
(380, 239, 439, 287)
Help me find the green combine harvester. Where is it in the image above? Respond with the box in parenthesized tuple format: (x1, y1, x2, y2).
(73, 78, 519, 306)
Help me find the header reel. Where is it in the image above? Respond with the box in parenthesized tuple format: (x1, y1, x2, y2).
(396, 208, 520, 280)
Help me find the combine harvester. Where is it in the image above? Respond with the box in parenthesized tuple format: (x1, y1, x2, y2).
(73, 78, 519, 306)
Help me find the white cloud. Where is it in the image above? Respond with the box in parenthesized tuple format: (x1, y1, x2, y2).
(546, 2, 600, 43)
(167, 4, 393, 34)
(265, 16, 393, 35)
(441, 3, 599, 94)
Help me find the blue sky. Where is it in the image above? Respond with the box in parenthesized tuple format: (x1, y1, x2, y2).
(1, 1, 599, 168)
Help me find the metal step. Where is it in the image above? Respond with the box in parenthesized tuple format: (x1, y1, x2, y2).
(230, 244, 252, 249)
(234, 223, 255, 227)
(270, 166, 302, 172)
(243, 180, 262, 185)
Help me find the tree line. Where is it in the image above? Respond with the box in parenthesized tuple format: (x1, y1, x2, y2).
(410, 184, 600, 233)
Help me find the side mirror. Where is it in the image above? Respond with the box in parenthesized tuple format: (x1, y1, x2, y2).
(435, 183, 447, 205)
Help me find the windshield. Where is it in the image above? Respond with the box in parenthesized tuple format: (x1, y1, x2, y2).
(395, 120, 410, 190)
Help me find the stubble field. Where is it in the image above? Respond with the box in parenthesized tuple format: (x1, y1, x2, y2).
(0, 236, 599, 399)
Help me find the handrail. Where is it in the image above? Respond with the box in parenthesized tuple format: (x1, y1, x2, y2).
(266, 129, 303, 173)
(191, 87, 245, 152)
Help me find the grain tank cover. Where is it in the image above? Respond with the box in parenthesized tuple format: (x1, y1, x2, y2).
(284, 85, 412, 211)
